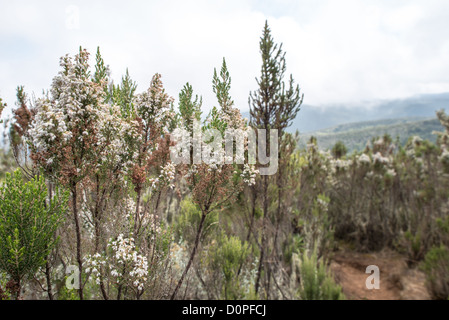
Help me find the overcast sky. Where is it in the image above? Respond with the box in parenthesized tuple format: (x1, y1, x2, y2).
(1, 0, 449, 119)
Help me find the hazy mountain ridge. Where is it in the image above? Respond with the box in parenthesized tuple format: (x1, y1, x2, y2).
(290, 92, 449, 133)
(242, 92, 449, 133)
(298, 117, 444, 152)
(242, 92, 449, 152)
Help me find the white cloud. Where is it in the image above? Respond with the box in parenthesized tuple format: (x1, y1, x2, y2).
(1, 0, 449, 122)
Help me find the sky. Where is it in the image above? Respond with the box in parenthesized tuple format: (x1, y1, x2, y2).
(1, 0, 449, 120)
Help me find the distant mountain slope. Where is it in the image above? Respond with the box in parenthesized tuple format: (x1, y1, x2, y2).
(298, 117, 444, 152)
(293, 94, 448, 133)
(315, 117, 430, 134)
(241, 92, 448, 152)
(298, 93, 449, 133)
(242, 92, 449, 133)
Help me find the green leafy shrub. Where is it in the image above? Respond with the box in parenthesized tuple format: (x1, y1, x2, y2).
(209, 233, 250, 299)
(331, 141, 348, 159)
(0, 149, 16, 179)
(420, 245, 449, 300)
(402, 231, 425, 265)
(0, 273, 11, 300)
(0, 169, 68, 298)
(298, 249, 344, 300)
(174, 197, 218, 244)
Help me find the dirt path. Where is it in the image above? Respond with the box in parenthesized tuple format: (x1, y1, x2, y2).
(330, 249, 430, 300)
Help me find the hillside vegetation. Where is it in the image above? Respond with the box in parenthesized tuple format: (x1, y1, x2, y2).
(1, 23, 449, 301)
(299, 117, 444, 152)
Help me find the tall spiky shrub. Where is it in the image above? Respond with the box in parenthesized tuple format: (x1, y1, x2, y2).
(249, 20, 303, 297)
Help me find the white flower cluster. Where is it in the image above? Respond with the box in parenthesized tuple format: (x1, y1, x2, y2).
(109, 234, 148, 291)
(85, 234, 149, 292)
(133, 73, 174, 133)
(85, 253, 106, 285)
(441, 149, 449, 160)
(220, 103, 246, 130)
(366, 152, 397, 178)
(372, 152, 390, 165)
(149, 162, 176, 190)
(96, 104, 140, 176)
(411, 136, 423, 145)
(201, 142, 226, 168)
(316, 197, 329, 212)
(374, 137, 384, 146)
(440, 149, 449, 166)
(161, 162, 176, 183)
(404, 136, 423, 158)
(27, 50, 138, 179)
(124, 196, 136, 221)
(330, 159, 352, 171)
(29, 52, 107, 153)
(386, 168, 397, 177)
(357, 154, 371, 164)
(240, 164, 259, 186)
(170, 72, 260, 191)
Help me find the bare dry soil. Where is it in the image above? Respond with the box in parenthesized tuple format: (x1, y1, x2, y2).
(330, 249, 430, 300)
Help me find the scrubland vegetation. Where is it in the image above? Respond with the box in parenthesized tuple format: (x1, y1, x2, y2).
(0, 22, 448, 300)
(300, 117, 444, 152)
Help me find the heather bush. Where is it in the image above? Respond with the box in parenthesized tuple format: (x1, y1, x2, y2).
(2, 22, 448, 301)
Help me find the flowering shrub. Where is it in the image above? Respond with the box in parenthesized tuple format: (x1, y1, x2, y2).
(4, 38, 449, 301)
(85, 234, 148, 297)
(28, 49, 112, 182)
(240, 164, 259, 186)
